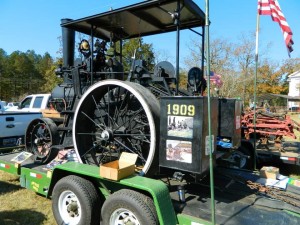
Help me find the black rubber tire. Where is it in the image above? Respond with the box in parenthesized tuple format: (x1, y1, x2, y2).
(236, 145, 253, 170)
(101, 189, 158, 225)
(52, 175, 101, 225)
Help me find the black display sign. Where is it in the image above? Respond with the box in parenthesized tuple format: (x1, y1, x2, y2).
(159, 96, 218, 174)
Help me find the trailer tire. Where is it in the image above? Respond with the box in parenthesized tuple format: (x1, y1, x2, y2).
(52, 175, 100, 225)
(236, 145, 253, 170)
(101, 189, 158, 225)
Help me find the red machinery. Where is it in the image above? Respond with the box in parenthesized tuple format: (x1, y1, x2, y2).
(241, 109, 297, 143)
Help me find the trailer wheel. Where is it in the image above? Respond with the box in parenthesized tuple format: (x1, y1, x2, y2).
(25, 118, 60, 164)
(230, 146, 253, 170)
(52, 175, 101, 225)
(101, 189, 158, 225)
(73, 80, 160, 175)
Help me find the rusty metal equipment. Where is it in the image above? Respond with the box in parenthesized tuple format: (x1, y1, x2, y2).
(241, 109, 296, 143)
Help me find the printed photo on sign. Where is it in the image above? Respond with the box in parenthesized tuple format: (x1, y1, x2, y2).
(167, 116, 193, 138)
(166, 140, 192, 163)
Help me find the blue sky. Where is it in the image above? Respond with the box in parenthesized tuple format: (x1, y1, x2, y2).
(0, 0, 299, 65)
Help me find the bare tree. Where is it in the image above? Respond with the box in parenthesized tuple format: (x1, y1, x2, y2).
(154, 49, 173, 65)
(233, 32, 256, 104)
(184, 37, 239, 97)
(183, 31, 288, 104)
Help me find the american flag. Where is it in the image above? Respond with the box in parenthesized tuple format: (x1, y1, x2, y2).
(209, 71, 223, 88)
(258, 0, 294, 56)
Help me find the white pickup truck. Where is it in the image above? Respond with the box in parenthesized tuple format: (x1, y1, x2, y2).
(5, 94, 51, 113)
(0, 94, 51, 150)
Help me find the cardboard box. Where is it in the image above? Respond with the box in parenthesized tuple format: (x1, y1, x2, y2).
(260, 166, 279, 179)
(100, 152, 138, 181)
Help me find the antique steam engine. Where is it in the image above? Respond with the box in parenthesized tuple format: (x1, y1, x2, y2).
(24, 1, 241, 178)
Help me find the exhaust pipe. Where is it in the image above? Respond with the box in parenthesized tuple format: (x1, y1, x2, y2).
(61, 18, 75, 68)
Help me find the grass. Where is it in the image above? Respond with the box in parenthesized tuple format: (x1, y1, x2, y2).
(0, 170, 55, 225)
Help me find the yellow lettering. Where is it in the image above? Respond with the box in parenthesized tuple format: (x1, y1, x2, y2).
(167, 104, 195, 116)
(188, 105, 195, 116)
(31, 181, 39, 192)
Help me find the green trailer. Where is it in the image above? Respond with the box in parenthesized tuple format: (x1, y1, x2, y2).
(1, 150, 300, 225)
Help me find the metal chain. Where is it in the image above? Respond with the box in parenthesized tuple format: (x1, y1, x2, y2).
(247, 180, 300, 208)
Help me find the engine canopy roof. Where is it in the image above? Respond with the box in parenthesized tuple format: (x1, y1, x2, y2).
(61, 0, 206, 41)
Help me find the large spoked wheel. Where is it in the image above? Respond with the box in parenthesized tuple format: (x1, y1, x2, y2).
(101, 189, 158, 225)
(52, 175, 101, 225)
(73, 80, 160, 175)
(25, 118, 60, 163)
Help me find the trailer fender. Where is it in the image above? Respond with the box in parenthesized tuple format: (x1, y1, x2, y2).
(119, 176, 178, 225)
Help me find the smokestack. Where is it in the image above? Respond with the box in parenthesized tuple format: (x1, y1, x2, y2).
(61, 18, 75, 68)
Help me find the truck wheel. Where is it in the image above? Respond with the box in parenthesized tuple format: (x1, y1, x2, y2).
(73, 80, 160, 176)
(52, 175, 101, 225)
(101, 189, 158, 225)
(25, 118, 60, 164)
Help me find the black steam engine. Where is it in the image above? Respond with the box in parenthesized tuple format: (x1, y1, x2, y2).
(25, 0, 244, 178)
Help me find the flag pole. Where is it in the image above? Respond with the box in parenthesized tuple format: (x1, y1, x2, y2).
(253, 2, 260, 171)
(205, 0, 216, 224)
